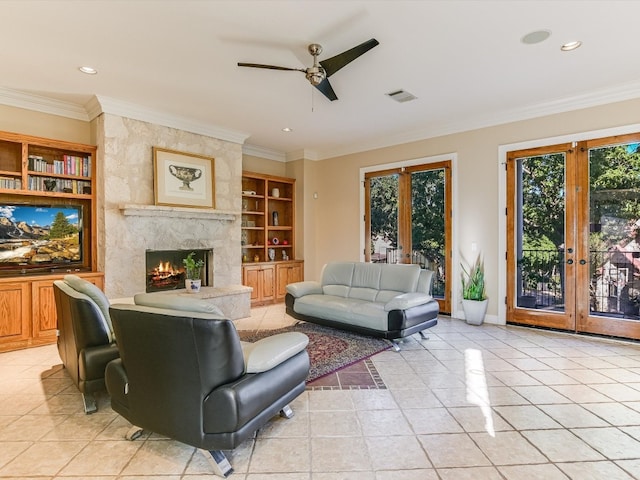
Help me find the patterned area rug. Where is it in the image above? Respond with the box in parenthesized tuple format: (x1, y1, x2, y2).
(238, 322, 392, 383)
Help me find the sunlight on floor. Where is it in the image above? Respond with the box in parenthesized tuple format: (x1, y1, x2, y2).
(465, 348, 495, 436)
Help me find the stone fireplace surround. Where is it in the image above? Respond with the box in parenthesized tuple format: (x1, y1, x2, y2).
(96, 113, 243, 299)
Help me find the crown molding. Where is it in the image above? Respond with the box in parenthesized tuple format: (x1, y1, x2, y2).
(0, 87, 89, 121)
(242, 144, 287, 162)
(90, 95, 251, 145)
(285, 149, 320, 162)
(314, 79, 640, 160)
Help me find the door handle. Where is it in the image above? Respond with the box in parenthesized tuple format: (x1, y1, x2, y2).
(567, 259, 574, 264)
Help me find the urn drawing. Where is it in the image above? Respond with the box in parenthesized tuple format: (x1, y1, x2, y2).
(169, 165, 202, 191)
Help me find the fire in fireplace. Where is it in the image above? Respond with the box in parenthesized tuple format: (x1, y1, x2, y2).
(145, 249, 212, 292)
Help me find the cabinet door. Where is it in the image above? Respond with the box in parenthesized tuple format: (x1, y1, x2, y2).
(32, 273, 104, 344)
(261, 265, 276, 302)
(31, 280, 58, 342)
(243, 266, 262, 302)
(243, 264, 276, 303)
(0, 282, 30, 344)
(276, 261, 304, 300)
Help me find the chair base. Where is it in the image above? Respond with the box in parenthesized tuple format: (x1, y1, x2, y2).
(82, 393, 97, 414)
(125, 426, 144, 441)
(201, 449, 234, 478)
(280, 404, 294, 419)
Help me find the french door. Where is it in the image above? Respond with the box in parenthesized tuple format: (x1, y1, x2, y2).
(364, 161, 452, 313)
(506, 133, 640, 340)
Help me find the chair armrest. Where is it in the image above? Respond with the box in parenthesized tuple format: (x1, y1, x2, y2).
(384, 292, 434, 312)
(134, 292, 225, 316)
(241, 332, 308, 373)
(286, 281, 322, 298)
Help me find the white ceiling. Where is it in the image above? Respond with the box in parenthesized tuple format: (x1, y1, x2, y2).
(2, 1, 640, 160)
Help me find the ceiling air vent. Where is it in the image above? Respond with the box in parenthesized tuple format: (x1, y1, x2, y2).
(386, 89, 417, 103)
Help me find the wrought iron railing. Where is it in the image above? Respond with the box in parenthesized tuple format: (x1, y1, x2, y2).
(518, 248, 640, 317)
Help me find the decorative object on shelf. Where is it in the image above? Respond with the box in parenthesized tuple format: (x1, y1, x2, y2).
(241, 230, 248, 246)
(242, 254, 248, 262)
(273, 211, 279, 226)
(242, 198, 249, 210)
(272, 237, 279, 245)
(282, 250, 289, 261)
(254, 254, 260, 262)
(44, 179, 57, 191)
(272, 187, 280, 197)
(283, 239, 289, 245)
(183, 251, 205, 294)
(268, 248, 276, 261)
(246, 220, 256, 227)
(242, 190, 256, 195)
(461, 254, 488, 325)
(153, 147, 215, 208)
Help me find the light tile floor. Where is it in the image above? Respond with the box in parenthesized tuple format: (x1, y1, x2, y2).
(3, 304, 640, 479)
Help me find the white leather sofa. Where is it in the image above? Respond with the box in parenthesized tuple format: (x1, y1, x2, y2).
(285, 261, 439, 350)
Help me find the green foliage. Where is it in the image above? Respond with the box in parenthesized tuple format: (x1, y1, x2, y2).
(461, 255, 486, 301)
(369, 175, 398, 249)
(48, 212, 77, 238)
(183, 252, 205, 279)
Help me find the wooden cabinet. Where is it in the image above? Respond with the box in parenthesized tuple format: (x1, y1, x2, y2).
(241, 171, 302, 304)
(0, 130, 98, 272)
(242, 260, 304, 305)
(0, 272, 104, 352)
(243, 264, 276, 304)
(276, 260, 304, 300)
(241, 172, 295, 263)
(0, 129, 101, 352)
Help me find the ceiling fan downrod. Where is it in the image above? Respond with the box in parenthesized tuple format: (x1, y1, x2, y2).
(305, 43, 326, 86)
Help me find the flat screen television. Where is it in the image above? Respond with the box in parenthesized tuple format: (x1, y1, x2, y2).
(0, 203, 84, 272)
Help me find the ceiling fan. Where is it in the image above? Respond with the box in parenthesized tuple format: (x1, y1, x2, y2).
(237, 38, 379, 101)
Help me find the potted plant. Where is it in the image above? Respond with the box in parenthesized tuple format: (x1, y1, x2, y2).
(461, 254, 488, 325)
(183, 252, 205, 293)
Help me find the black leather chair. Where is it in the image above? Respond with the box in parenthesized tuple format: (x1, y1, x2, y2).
(53, 275, 119, 414)
(105, 303, 309, 478)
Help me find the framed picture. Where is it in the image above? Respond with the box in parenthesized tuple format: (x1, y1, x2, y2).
(153, 147, 215, 208)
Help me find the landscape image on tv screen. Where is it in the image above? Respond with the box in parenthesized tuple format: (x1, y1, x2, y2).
(0, 204, 82, 267)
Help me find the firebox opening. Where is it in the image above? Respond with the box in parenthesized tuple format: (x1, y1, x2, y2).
(145, 249, 213, 292)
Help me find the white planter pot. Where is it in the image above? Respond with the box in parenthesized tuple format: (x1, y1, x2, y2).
(185, 279, 202, 293)
(462, 299, 488, 325)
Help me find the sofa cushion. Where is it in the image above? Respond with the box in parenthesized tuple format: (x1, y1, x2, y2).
(379, 264, 421, 293)
(293, 294, 388, 331)
(352, 263, 382, 289)
(323, 284, 351, 298)
(349, 287, 379, 302)
(321, 262, 355, 288)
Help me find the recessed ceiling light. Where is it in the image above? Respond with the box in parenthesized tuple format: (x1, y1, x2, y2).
(78, 66, 97, 75)
(561, 40, 582, 51)
(282, 127, 292, 132)
(521, 30, 551, 45)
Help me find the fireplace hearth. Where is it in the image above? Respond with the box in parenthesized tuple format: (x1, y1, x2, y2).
(145, 249, 212, 292)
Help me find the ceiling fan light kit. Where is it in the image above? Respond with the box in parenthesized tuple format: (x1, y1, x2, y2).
(238, 38, 379, 101)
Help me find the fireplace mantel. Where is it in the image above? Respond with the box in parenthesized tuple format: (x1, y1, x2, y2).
(120, 204, 238, 221)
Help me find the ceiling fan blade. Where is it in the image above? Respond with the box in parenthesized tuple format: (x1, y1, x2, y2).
(237, 62, 304, 72)
(320, 38, 379, 78)
(314, 78, 338, 101)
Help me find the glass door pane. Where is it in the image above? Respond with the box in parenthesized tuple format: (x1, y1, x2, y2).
(411, 169, 446, 299)
(368, 174, 399, 263)
(516, 153, 566, 312)
(580, 138, 640, 340)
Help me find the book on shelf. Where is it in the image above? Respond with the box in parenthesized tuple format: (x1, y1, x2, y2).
(27, 154, 92, 177)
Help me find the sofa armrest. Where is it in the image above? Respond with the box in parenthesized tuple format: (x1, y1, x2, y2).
(286, 281, 323, 298)
(241, 332, 309, 373)
(384, 292, 434, 312)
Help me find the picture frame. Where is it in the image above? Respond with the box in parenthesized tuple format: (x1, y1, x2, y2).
(153, 147, 215, 208)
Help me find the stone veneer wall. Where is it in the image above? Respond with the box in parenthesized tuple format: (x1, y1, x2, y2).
(96, 113, 242, 298)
